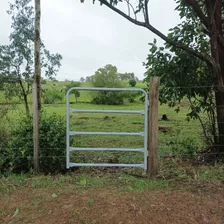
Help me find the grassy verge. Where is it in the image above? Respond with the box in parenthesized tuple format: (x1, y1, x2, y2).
(1, 161, 223, 198)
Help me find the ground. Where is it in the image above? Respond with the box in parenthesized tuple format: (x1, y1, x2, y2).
(1, 166, 224, 224)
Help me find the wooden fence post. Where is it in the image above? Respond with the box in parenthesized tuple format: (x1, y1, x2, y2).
(33, 0, 41, 173)
(147, 76, 160, 177)
(33, 82, 39, 173)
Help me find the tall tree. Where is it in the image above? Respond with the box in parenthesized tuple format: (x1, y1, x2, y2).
(82, 0, 224, 154)
(0, 0, 62, 115)
(90, 64, 125, 105)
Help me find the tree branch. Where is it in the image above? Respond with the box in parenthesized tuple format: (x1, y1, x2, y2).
(144, 0, 149, 24)
(185, 0, 210, 29)
(126, 0, 130, 17)
(99, 0, 213, 65)
(202, 0, 224, 48)
(124, 0, 137, 20)
(210, 0, 218, 25)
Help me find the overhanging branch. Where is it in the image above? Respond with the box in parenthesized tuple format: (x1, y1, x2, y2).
(144, 0, 149, 24)
(99, 0, 213, 65)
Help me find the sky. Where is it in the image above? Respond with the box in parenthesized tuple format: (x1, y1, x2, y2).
(0, 0, 180, 81)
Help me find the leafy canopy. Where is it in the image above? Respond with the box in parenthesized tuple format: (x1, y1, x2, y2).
(0, 0, 62, 112)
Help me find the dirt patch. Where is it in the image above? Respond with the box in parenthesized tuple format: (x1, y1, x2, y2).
(1, 184, 224, 224)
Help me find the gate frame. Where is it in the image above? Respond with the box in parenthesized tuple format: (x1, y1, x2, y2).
(66, 87, 148, 170)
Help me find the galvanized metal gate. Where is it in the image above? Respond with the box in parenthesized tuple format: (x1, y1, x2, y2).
(66, 87, 148, 170)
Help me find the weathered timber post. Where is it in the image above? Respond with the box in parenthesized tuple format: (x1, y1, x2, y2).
(33, 0, 41, 173)
(147, 76, 160, 177)
(33, 82, 39, 173)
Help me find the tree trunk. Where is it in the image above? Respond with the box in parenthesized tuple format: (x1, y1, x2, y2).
(18, 76, 30, 116)
(215, 91, 224, 153)
(216, 41, 224, 154)
(35, 0, 41, 111)
(214, 0, 224, 154)
(24, 93, 30, 116)
(206, 0, 224, 155)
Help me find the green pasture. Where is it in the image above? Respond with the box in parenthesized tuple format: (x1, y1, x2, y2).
(1, 80, 205, 165)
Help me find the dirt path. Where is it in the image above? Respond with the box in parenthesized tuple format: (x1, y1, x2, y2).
(1, 184, 224, 224)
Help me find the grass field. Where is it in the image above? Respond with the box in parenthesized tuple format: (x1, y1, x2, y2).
(2, 80, 205, 162)
(2, 80, 205, 164)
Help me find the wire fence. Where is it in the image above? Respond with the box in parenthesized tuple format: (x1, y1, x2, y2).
(0, 83, 223, 173)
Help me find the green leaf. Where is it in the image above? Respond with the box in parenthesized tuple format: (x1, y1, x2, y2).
(13, 208, 19, 217)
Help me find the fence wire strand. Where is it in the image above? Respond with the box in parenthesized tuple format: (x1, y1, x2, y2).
(1, 84, 224, 170)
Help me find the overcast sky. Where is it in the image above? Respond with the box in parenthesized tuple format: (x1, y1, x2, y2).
(0, 0, 180, 81)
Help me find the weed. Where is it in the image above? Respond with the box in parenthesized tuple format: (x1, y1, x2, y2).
(118, 174, 169, 191)
(86, 198, 94, 205)
(13, 208, 19, 217)
(73, 209, 80, 215)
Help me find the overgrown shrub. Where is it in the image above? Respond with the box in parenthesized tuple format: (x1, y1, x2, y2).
(129, 79, 137, 87)
(92, 91, 124, 105)
(166, 136, 199, 156)
(8, 112, 69, 173)
(64, 81, 81, 103)
(43, 88, 64, 104)
(41, 79, 47, 84)
(0, 121, 11, 173)
(122, 92, 139, 103)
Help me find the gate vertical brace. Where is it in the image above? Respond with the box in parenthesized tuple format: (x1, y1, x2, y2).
(66, 91, 70, 169)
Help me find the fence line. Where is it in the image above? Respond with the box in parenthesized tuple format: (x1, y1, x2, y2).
(1, 83, 224, 174)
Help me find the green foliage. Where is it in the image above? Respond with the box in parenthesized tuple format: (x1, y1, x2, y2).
(143, 2, 217, 145)
(64, 81, 81, 103)
(91, 64, 125, 105)
(43, 89, 64, 104)
(7, 112, 69, 173)
(167, 136, 199, 156)
(92, 91, 124, 105)
(79, 77, 85, 82)
(0, 0, 62, 113)
(129, 79, 137, 87)
(119, 72, 137, 81)
(41, 79, 47, 84)
(91, 64, 122, 88)
(0, 121, 11, 173)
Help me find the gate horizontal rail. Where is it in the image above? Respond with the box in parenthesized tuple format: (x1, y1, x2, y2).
(69, 163, 145, 169)
(69, 131, 144, 136)
(69, 109, 145, 114)
(66, 87, 148, 170)
(69, 147, 145, 152)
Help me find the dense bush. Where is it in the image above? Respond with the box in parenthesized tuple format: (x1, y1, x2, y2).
(122, 92, 139, 103)
(166, 136, 200, 156)
(0, 121, 11, 173)
(64, 81, 81, 103)
(92, 91, 124, 105)
(43, 88, 64, 104)
(41, 79, 47, 84)
(7, 112, 69, 173)
(129, 79, 137, 87)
